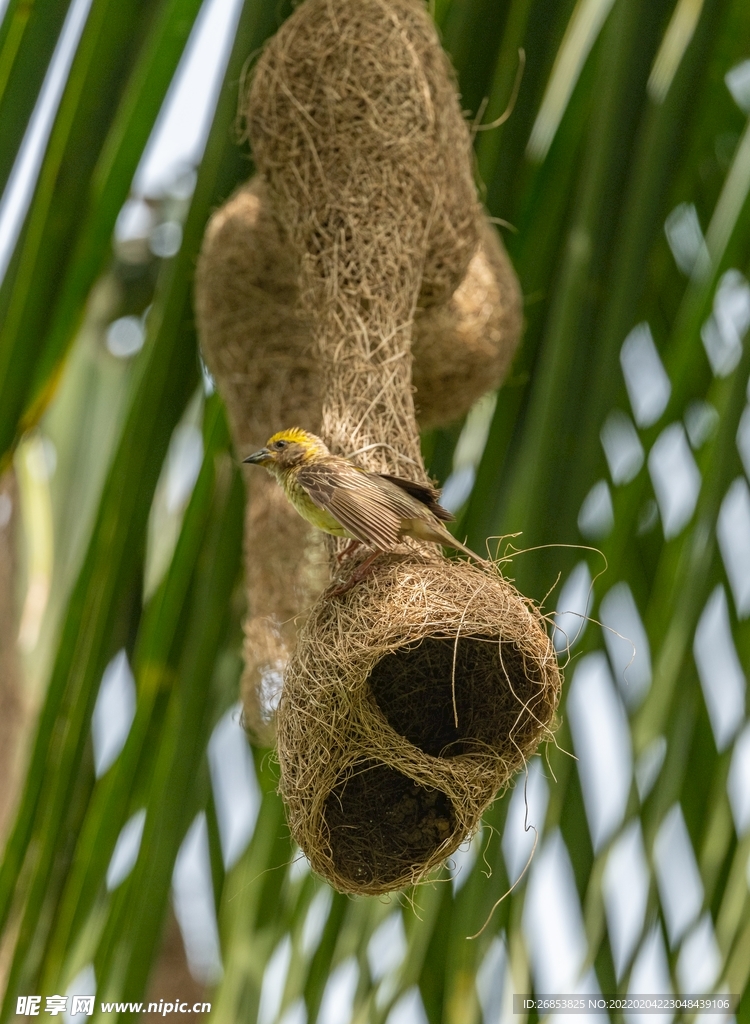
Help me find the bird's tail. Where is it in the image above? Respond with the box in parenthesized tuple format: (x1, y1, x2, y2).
(408, 518, 489, 566)
(444, 531, 488, 565)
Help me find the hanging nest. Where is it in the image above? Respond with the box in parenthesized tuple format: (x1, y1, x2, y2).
(244, 0, 482, 324)
(196, 177, 521, 433)
(279, 555, 559, 894)
(196, 108, 521, 739)
(413, 215, 521, 428)
(198, 0, 563, 893)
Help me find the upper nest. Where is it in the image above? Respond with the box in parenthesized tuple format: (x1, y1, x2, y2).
(244, 0, 480, 310)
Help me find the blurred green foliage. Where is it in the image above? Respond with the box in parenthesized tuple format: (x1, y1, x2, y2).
(1, 0, 750, 1021)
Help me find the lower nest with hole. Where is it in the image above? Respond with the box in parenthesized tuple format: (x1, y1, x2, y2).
(277, 555, 561, 895)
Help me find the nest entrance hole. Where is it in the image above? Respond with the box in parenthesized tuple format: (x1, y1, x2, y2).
(368, 634, 541, 758)
(324, 760, 456, 889)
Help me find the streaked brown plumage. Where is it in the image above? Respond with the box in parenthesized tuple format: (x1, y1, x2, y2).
(243, 427, 477, 560)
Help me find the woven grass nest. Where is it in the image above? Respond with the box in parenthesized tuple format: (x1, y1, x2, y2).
(197, 177, 521, 434)
(194, 177, 521, 738)
(198, 0, 562, 894)
(280, 555, 559, 895)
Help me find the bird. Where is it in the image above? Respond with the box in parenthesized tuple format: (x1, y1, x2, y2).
(243, 428, 478, 591)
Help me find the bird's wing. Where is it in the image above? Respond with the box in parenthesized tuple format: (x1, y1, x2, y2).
(296, 460, 421, 549)
(378, 474, 454, 522)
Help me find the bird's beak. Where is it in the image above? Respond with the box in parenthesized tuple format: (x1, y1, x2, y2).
(243, 447, 271, 465)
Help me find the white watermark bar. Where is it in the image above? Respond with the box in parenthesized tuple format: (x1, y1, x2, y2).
(513, 995, 737, 1015)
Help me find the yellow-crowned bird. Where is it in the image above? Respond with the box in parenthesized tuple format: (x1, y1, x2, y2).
(243, 428, 477, 589)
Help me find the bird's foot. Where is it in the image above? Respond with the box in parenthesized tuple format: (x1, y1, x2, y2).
(328, 551, 380, 597)
(336, 539, 362, 564)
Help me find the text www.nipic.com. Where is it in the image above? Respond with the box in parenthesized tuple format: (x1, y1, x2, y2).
(16, 996, 211, 1016)
(102, 1003, 212, 1015)
(102, 1003, 211, 1015)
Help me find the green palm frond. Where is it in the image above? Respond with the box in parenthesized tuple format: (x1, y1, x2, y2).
(1, 0, 750, 1021)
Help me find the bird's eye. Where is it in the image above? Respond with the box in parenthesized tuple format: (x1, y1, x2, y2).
(274, 440, 287, 450)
